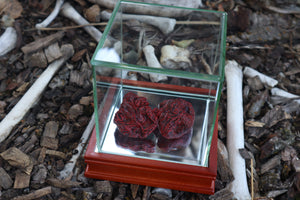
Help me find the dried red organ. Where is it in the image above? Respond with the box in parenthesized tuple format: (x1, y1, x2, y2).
(155, 98, 195, 139)
(114, 92, 158, 138)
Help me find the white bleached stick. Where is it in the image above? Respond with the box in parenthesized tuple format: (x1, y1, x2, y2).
(225, 60, 251, 200)
(91, 0, 200, 17)
(60, 2, 102, 42)
(0, 27, 17, 57)
(0, 44, 74, 143)
(270, 88, 300, 111)
(271, 87, 300, 99)
(35, 0, 64, 29)
(59, 111, 95, 179)
(101, 11, 176, 35)
(243, 66, 278, 88)
(143, 45, 168, 82)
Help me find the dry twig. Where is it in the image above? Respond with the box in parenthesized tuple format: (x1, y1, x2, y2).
(12, 186, 52, 200)
(35, 0, 64, 29)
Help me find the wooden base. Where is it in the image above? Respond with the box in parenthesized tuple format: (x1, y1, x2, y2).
(84, 116, 218, 194)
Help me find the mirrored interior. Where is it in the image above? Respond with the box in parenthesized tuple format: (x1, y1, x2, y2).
(95, 85, 216, 166)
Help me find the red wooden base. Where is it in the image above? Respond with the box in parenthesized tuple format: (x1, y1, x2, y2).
(84, 115, 218, 194)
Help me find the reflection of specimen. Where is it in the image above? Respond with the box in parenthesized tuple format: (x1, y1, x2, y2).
(157, 128, 193, 152)
(114, 130, 156, 153)
(114, 93, 195, 153)
(114, 92, 158, 138)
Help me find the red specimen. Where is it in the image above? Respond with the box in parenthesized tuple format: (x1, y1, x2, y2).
(155, 98, 195, 139)
(114, 92, 158, 138)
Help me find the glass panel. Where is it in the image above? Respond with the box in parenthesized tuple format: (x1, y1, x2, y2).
(95, 66, 219, 98)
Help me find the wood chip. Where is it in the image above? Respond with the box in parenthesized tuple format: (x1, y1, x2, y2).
(19, 133, 38, 153)
(45, 149, 66, 159)
(248, 106, 292, 138)
(84, 4, 101, 23)
(40, 136, 59, 150)
(260, 155, 281, 174)
(0, 147, 33, 175)
(40, 121, 59, 149)
(69, 70, 86, 87)
(285, 68, 300, 76)
(264, 106, 292, 127)
(46, 178, 82, 188)
(217, 139, 234, 182)
(71, 48, 87, 62)
(79, 96, 92, 106)
(12, 186, 52, 200)
(143, 186, 150, 200)
(94, 180, 113, 193)
(281, 146, 297, 162)
(0, 167, 13, 189)
(245, 120, 265, 127)
(209, 187, 234, 200)
(24, 50, 48, 68)
(67, 104, 84, 121)
(32, 164, 47, 185)
(0, 0, 23, 19)
(260, 136, 285, 160)
(247, 90, 268, 119)
(266, 190, 288, 198)
(14, 170, 30, 189)
(21, 31, 65, 54)
(42, 121, 59, 138)
(38, 147, 47, 163)
(130, 184, 139, 199)
(239, 148, 253, 160)
(44, 42, 62, 63)
(246, 76, 264, 91)
(293, 159, 300, 172)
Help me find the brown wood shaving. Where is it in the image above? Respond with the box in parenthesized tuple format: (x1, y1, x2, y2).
(245, 120, 265, 127)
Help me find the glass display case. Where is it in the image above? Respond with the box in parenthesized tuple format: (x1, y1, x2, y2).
(85, 0, 227, 194)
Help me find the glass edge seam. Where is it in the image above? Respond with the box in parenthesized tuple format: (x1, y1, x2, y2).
(203, 12, 227, 167)
(91, 0, 122, 63)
